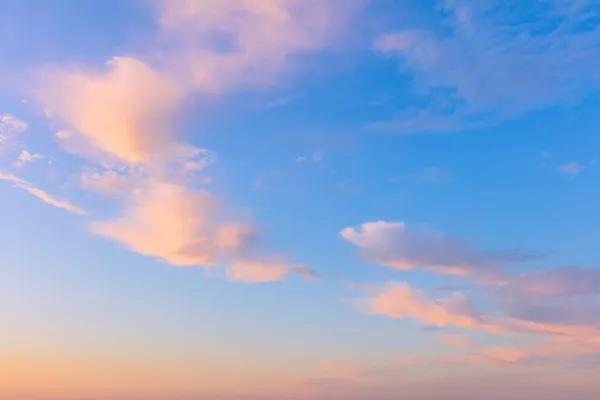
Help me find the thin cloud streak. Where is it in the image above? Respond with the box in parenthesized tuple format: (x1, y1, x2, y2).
(0, 170, 87, 215)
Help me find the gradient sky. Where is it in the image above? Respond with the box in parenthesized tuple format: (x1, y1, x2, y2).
(2, 1, 600, 399)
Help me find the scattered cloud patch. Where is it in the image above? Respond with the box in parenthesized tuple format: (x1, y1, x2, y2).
(13, 150, 45, 167)
(373, 0, 600, 133)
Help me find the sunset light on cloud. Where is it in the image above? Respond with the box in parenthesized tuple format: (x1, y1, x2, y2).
(2, 1, 600, 399)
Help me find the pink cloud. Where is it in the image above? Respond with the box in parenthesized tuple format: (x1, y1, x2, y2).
(358, 282, 482, 329)
(352, 280, 600, 340)
(155, 0, 361, 90)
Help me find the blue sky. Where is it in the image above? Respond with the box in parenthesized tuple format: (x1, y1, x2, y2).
(2, 1, 600, 399)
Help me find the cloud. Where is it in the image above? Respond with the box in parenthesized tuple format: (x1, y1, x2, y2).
(0, 170, 87, 215)
(500, 267, 600, 297)
(34, 57, 186, 165)
(344, 221, 600, 348)
(154, 0, 362, 90)
(92, 180, 258, 266)
(31, 47, 307, 282)
(486, 266, 600, 332)
(559, 161, 583, 176)
(341, 220, 539, 276)
(351, 280, 600, 340)
(13, 150, 45, 167)
(357, 281, 482, 329)
(80, 168, 136, 196)
(466, 335, 600, 365)
(228, 258, 315, 283)
(374, 0, 600, 133)
(0, 114, 27, 147)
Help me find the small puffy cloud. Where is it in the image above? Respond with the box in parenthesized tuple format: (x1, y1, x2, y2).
(0, 170, 86, 215)
(357, 281, 482, 329)
(13, 150, 45, 167)
(559, 161, 583, 176)
(341, 221, 537, 276)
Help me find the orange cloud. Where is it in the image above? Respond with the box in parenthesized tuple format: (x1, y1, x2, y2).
(34, 57, 185, 165)
(359, 282, 482, 329)
(92, 180, 257, 267)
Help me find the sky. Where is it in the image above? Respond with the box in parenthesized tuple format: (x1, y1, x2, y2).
(1, 0, 600, 399)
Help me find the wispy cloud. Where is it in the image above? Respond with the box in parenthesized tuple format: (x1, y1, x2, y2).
(374, 0, 600, 133)
(154, 0, 362, 90)
(0, 170, 87, 215)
